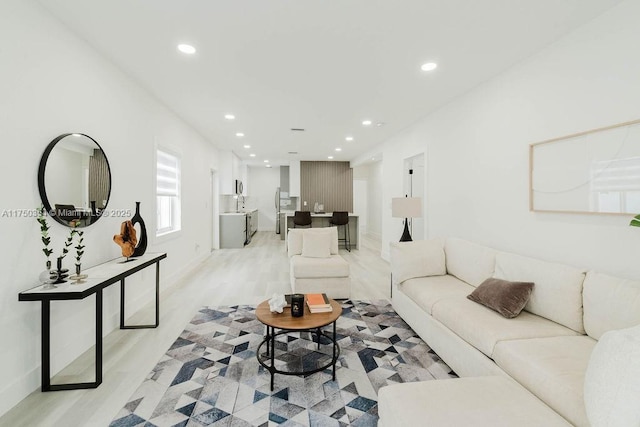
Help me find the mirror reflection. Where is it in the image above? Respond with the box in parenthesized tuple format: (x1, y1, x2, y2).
(38, 133, 111, 227)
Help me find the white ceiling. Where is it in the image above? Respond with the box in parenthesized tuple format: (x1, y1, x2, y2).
(36, 0, 622, 166)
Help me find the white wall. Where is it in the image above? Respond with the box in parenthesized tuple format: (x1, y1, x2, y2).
(367, 161, 383, 238)
(354, 0, 640, 281)
(0, 0, 220, 416)
(353, 179, 368, 232)
(247, 166, 279, 231)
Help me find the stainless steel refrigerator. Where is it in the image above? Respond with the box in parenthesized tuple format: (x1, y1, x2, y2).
(275, 188, 294, 234)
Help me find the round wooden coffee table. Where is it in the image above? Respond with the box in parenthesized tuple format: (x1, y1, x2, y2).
(255, 297, 342, 391)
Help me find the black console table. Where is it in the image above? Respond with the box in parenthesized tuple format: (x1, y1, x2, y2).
(18, 252, 167, 392)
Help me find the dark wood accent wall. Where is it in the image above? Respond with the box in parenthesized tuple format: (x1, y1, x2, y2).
(300, 161, 353, 212)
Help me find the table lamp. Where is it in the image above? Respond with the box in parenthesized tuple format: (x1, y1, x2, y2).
(392, 197, 422, 242)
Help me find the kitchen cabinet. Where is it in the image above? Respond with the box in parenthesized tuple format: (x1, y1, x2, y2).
(247, 210, 258, 236)
(289, 160, 300, 197)
(219, 150, 245, 195)
(280, 166, 289, 193)
(219, 214, 246, 248)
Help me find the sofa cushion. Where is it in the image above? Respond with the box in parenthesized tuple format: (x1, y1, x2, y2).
(493, 336, 596, 427)
(288, 227, 339, 257)
(445, 237, 497, 287)
(467, 278, 534, 319)
(584, 324, 640, 427)
(583, 271, 640, 340)
(494, 251, 585, 333)
(432, 297, 579, 357)
(399, 275, 475, 315)
(290, 254, 349, 279)
(301, 231, 331, 258)
(390, 239, 446, 286)
(378, 376, 571, 427)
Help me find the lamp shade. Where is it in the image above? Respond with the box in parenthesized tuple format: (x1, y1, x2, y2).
(392, 197, 422, 218)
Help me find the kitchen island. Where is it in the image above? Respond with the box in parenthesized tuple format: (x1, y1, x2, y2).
(283, 212, 359, 250)
(220, 208, 258, 248)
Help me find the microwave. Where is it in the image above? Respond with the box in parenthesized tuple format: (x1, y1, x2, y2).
(235, 180, 244, 194)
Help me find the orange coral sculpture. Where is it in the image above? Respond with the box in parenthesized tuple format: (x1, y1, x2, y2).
(113, 220, 137, 258)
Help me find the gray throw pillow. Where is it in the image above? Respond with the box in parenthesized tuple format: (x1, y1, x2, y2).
(467, 278, 534, 319)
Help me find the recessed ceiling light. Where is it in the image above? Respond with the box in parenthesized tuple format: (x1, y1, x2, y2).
(266, 165, 272, 168)
(250, 153, 256, 157)
(362, 120, 372, 126)
(376, 122, 385, 127)
(328, 156, 334, 160)
(335, 148, 342, 152)
(264, 159, 269, 163)
(243, 145, 251, 149)
(345, 136, 354, 141)
(236, 132, 244, 137)
(224, 114, 235, 120)
(177, 44, 196, 54)
(421, 62, 437, 71)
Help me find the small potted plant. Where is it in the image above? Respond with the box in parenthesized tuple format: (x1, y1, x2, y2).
(36, 206, 53, 270)
(61, 228, 74, 260)
(74, 229, 85, 275)
(631, 214, 640, 228)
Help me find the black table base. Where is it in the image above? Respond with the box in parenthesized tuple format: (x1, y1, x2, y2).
(20, 253, 166, 392)
(257, 322, 340, 391)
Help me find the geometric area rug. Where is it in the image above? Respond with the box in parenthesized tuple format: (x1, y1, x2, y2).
(110, 300, 457, 427)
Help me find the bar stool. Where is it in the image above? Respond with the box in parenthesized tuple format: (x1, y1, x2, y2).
(293, 211, 312, 228)
(329, 211, 350, 251)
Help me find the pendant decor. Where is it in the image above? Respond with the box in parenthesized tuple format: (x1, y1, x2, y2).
(131, 201, 147, 257)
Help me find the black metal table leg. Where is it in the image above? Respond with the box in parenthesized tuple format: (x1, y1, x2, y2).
(95, 289, 103, 385)
(270, 326, 275, 391)
(42, 291, 103, 391)
(119, 278, 125, 328)
(316, 327, 321, 349)
(41, 300, 50, 391)
(120, 261, 160, 329)
(332, 321, 337, 381)
(155, 261, 160, 327)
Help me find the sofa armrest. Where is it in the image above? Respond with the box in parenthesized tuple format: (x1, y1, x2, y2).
(390, 238, 446, 286)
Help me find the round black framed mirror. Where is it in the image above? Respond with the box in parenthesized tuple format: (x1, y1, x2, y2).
(38, 133, 112, 228)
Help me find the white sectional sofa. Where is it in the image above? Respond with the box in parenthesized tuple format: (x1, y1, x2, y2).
(287, 227, 351, 299)
(378, 237, 640, 426)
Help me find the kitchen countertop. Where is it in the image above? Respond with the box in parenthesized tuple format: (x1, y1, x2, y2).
(220, 208, 258, 216)
(282, 212, 360, 250)
(284, 212, 358, 217)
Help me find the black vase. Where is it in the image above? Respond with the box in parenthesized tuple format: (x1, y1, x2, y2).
(131, 202, 148, 257)
(52, 256, 69, 284)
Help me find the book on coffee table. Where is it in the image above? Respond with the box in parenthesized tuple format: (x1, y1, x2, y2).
(306, 293, 332, 313)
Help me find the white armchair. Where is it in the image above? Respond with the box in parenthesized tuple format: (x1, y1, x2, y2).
(287, 227, 351, 299)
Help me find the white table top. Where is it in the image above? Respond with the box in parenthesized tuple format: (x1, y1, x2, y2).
(19, 252, 167, 299)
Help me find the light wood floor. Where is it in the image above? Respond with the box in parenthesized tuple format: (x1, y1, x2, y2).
(1, 231, 390, 427)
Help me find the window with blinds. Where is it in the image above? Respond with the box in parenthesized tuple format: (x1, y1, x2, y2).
(156, 149, 181, 236)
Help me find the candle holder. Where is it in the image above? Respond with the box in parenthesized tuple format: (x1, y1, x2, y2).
(291, 294, 304, 317)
